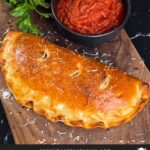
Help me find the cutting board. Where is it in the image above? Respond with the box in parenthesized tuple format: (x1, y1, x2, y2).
(0, 0, 150, 144)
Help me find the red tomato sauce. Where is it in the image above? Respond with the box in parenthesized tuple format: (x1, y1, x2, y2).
(56, 0, 124, 35)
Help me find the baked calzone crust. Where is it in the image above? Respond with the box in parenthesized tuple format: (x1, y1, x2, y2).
(0, 32, 149, 128)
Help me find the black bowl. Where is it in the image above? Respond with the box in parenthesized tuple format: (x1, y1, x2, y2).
(51, 0, 131, 46)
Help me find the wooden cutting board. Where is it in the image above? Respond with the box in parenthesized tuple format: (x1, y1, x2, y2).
(0, 0, 150, 144)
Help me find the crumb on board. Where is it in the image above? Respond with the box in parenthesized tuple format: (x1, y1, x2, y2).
(140, 60, 145, 65)
(9, 112, 13, 115)
(41, 130, 44, 134)
(119, 140, 124, 143)
(131, 57, 136, 60)
(57, 130, 66, 135)
(73, 136, 80, 142)
(36, 138, 47, 144)
(52, 138, 57, 144)
(1, 89, 12, 99)
(18, 117, 36, 127)
(140, 140, 146, 143)
(130, 121, 134, 126)
(69, 132, 73, 139)
(85, 138, 89, 143)
(27, 117, 36, 124)
(131, 140, 136, 143)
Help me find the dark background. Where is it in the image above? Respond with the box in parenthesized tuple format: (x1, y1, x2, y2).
(125, 0, 150, 70)
(0, 0, 150, 144)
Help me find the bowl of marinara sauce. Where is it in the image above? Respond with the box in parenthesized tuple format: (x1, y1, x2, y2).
(51, 0, 131, 45)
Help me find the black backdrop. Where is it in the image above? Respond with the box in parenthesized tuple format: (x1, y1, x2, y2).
(125, 0, 150, 70)
(0, 0, 150, 144)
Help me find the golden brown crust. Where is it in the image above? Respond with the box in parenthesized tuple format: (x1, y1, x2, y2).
(0, 31, 149, 128)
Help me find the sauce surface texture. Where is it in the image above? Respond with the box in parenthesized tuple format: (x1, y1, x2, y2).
(56, 0, 123, 35)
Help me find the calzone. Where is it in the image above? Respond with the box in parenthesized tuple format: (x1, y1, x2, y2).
(0, 32, 149, 128)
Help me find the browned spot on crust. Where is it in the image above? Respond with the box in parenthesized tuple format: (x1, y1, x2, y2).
(94, 121, 105, 127)
(57, 115, 65, 121)
(25, 101, 33, 108)
(70, 120, 84, 126)
(118, 119, 127, 124)
(38, 109, 46, 115)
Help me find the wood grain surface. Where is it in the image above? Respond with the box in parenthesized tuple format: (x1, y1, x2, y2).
(0, 0, 150, 144)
